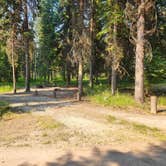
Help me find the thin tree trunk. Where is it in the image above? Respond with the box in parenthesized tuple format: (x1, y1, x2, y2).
(11, 36, 16, 94)
(89, 0, 94, 88)
(135, 1, 145, 103)
(66, 59, 71, 86)
(111, 66, 117, 95)
(89, 58, 93, 88)
(25, 40, 30, 92)
(24, 1, 30, 92)
(77, 0, 84, 100)
(78, 57, 83, 101)
(108, 69, 111, 86)
(34, 53, 37, 81)
(111, 23, 117, 95)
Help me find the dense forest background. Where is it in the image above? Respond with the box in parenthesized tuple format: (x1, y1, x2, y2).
(0, 0, 165, 104)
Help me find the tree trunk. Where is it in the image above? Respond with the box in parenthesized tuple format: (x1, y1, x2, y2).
(11, 37, 16, 94)
(89, 0, 94, 88)
(78, 57, 83, 101)
(77, 0, 84, 100)
(111, 23, 117, 95)
(135, 1, 145, 103)
(89, 58, 93, 88)
(24, 1, 30, 92)
(25, 40, 30, 92)
(66, 59, 71, 86)
(111, 66, 117, 95)
(108, 69, 111, 86)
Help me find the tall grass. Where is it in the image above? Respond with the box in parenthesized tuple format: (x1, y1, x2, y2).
(90, 91, 138, 108)
(85, 84, 139, 108)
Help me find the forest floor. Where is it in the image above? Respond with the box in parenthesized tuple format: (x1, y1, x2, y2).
(0, 88, 166, 166)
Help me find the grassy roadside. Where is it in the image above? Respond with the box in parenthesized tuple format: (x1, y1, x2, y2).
(84, 84, 148, 111)
(107, 115, 166, 141)
(84, 80, 166, 112)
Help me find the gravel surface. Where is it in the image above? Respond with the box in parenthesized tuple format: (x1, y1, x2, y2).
(0, 89, 166, 166)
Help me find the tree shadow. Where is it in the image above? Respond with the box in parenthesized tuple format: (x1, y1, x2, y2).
(11, 100, 78, 112)
(0, 89, 79, 113)
(18, 142, 166, 166)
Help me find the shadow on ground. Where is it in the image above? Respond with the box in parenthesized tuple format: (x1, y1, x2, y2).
(0, 89, 79, 112)
(18, 142, 166, 166)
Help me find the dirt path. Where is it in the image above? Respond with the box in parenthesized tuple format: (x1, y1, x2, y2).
(0, 90, 166, 166)
(0, 90, 165, 131)
(1, 143, 166, 166)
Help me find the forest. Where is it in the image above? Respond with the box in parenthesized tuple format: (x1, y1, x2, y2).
(0, 0, 166, 165)
(0, 0, 166, 103)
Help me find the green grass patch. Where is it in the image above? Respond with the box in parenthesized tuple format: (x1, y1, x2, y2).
(107, 115, 166, 141)
(89, 90, 138, 108)
(0, 84, 13, 93)
(158, 96, 166, 106)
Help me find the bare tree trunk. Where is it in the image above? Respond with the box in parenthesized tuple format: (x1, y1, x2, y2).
(66, 59, 71, 86)
(135, 1, 145, 103)
(111, 66, 117, 95)
(108, 69, 111, 86)
(77, 0, 84, 100)
(78, 56, 83, 101)
(89, 0, 94, 88)
(111, 23, 117, 95)
(11, 36, 16, 94)
(24, 1, 30, 92)
(25, 40, 30, 92)
(34, 53, 37, 81)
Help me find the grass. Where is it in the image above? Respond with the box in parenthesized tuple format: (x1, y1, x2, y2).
(90, 91, 137, 107)
(107, 115, 166, 141)
(158, 96, 166, 106)
(37, 116, 62, 130)
(0, 79, 49, 93)
(2, 111, 21, 120)
(86, 84, 145, 109)
(0, 84, 13, 93)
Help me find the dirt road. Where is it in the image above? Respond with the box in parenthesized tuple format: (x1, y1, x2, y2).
(0, 89, 166, 166)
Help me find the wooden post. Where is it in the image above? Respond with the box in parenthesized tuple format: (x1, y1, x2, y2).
(151, 96, 157, 114)
(53, 89, 56, 98)
(33, 90, 39, 96)
(77, 91, 81, 101)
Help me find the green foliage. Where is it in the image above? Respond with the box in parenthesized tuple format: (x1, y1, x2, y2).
(35, 0, 59, 80)
(145, 48, 166, 81)
(0, 44, 11, 82)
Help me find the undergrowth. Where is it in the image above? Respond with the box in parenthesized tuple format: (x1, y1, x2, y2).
(85, 85, 145, 109)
